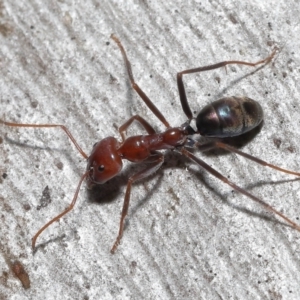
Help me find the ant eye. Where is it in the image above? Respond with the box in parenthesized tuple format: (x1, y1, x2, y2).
(98, 165, 105, 172)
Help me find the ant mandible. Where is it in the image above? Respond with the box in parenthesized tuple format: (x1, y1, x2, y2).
(2, 35, 300, 254)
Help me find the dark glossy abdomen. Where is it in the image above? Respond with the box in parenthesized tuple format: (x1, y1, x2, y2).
(196, 96, 263, 138)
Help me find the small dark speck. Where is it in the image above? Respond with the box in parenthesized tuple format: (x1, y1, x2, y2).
(23, 203, 31, 211)
(106, 41, 110, 46)
(258, 254, 262, 258)
(282, 71, 287, 78)
(229, 14, 238, 24)
(55, 160, 64, 170)
(131, 261, 137, 268)
(267, 40, 275, 47)
(258, 281, 261, 284)
(37, 186, 52, 210)
(207, 93, 211, 96)
(289, 290, 293, 293)
(273, 138, 281, 149)
(71, 36, 76, 40)
(215, 76, 221, 84)
(273, 73, 277, 77)
(150, 74, 153, 78)
(265, 91, 268, 95)
(175, 9, 179, 13)
(109, 74, 117, 84)
(287, 146, 295, 153)
(268, 22, 272, 30)
(2, 173, 7, 179)
(31, 101, 38, 108)
(30, 25, 34, 30)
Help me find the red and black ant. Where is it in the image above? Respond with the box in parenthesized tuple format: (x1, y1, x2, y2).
(2, 35, 300, 254)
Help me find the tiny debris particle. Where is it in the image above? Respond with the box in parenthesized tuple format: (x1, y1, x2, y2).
(37, 185, 52, 210)
(273, 138, 282, 149)
(55, 161, 64, 170)
(23, 203, 31, 211)
(63, 12, 73, 25)
(12, 261, 30, 289)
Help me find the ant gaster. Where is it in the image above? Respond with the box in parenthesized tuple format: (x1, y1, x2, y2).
(2, 35, 300, 254)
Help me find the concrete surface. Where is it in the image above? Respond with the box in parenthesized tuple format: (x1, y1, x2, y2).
(1, 0, 300, 299)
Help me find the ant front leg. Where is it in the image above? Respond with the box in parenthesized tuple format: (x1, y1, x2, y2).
(0, 119, 89, 249)
(0, 119, 88, 159)
(177, 49, 277, 120)
(111, 151, 164, 254)
(32, 170, 89, 249)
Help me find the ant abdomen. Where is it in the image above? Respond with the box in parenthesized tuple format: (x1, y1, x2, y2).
(196, 96, 263, 138)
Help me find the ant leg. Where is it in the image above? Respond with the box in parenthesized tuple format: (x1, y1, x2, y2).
(0, 119, 88, 159)
(196, 141, 300, 176)
(111, 152, 164, 253)
(119, 115, 156, 141)
(32, 170, 90, 250)
(181, 147, 300, 232)
(111, 34, 171, 129)
(177, 49, 277, 120)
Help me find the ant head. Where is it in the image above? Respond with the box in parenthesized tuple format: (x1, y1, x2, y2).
(86, 137, 123, 188)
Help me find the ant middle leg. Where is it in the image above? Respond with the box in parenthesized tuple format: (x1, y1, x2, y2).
(177, 49, 277, 120)
(119, 115, 156, 141)
(111, 34, 171, 129)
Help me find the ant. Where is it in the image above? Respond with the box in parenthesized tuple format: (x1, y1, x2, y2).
(2, 34, 300, 254)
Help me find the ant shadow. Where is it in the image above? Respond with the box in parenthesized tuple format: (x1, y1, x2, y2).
(87, 126, 299, 235)
(87, 163, 164, 232)
(4, 135, 79, 168)
(190, 166, 300, 230)
(212, 57, 274, 101)
(32, 234, 66, 254)
(181, 150, 300, 231)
